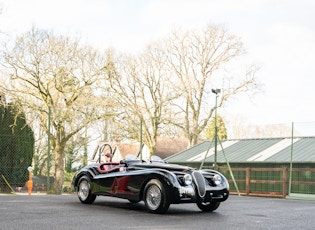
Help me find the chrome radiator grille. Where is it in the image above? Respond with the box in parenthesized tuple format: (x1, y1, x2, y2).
(192, 171, 206, 198)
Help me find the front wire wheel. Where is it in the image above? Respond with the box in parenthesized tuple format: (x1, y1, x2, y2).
(77, 176, 96, 204)
(144, 179, 170, 214)
(196, 200, 220, 212)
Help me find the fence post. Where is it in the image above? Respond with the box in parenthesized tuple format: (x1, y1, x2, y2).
(246, 167, 250, 196)
(283, 167, 287, 198)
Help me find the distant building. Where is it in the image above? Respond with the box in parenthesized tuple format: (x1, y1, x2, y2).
(165, 137, 315, 167)
(94, 137, 189, 162)
(165, 137, 315, 197)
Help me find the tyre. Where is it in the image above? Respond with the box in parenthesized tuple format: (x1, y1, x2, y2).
(143, 179, 170, 214)
(196, 200, 220, 212)
(77, 176, 96, 204)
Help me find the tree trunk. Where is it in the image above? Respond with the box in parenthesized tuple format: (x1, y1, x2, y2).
(52, 142, 65, 194)
(189, 133, 199, 147)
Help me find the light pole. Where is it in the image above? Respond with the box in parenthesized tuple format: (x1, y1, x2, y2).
(47, 106, 51, 193)
(212, 88, 221, 170)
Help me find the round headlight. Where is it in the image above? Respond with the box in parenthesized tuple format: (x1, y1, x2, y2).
(213, 174, 222, 185)
(183, 174, 192, 185)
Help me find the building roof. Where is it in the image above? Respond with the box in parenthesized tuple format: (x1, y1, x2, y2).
(97, 137, 189, 161)
(165, 137, 315, 163)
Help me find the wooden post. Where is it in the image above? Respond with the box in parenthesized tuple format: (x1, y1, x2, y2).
(282, 167, 287, 198)
(246, 168, 250, 196)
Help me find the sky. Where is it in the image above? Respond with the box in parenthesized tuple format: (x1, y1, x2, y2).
(1, 0, 315, 135)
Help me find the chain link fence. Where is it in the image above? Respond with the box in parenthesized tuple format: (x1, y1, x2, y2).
(0, 134, 34, 193)
(0, 168, 50, 193)
(222, 121, 315, 198)
(289, 121, 315, 197)
(1, 119, 315, 196)
(0, 104, 35, 193)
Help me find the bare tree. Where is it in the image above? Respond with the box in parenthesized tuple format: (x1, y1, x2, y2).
(225, 115, 292, 139)
(106, 24, 260, 151)
(251, 124, 292, 138)
(224, 115, 252, 139)
(1, 28, 113, 194)
(107, 44, 175, 155)
(163, 25, 259, 146)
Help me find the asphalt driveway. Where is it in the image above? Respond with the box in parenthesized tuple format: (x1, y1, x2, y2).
(0, 194, 314, 230)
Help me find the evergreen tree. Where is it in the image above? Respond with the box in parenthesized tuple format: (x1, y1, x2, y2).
(205, 115, 227, 140)
(0, 103, 34, 192)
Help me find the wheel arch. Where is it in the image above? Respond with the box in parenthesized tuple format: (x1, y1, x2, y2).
(142, 177, 171, 214)
(73, 170, 95, 189)
(138, 171, 176, 202)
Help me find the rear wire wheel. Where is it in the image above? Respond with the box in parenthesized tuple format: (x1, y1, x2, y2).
(77, 176, 96, 204)
(143, 179, 170, 214)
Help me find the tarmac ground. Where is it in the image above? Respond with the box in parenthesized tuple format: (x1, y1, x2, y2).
(0, 194, 314, 230)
